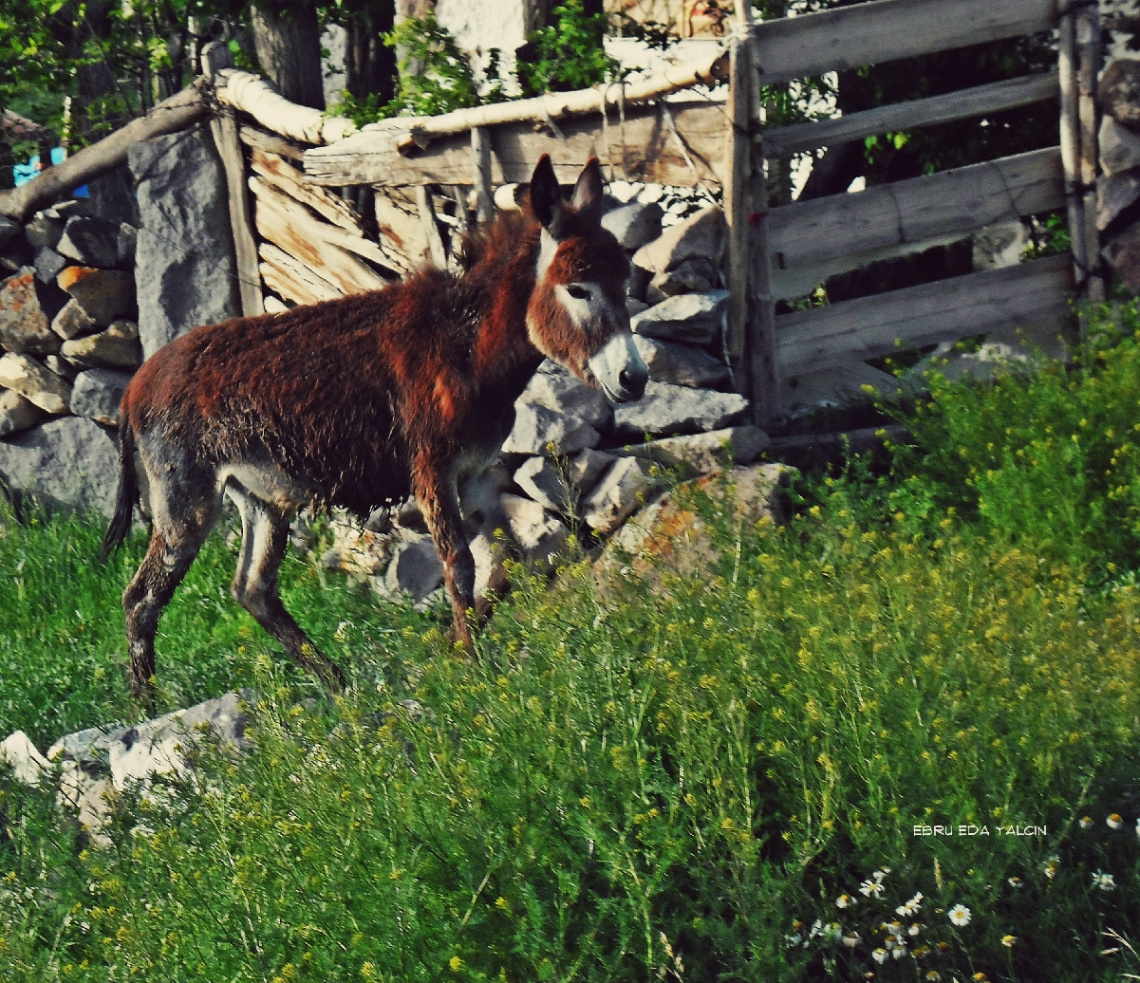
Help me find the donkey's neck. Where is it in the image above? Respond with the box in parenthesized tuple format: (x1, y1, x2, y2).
(469, 221, 546, 398)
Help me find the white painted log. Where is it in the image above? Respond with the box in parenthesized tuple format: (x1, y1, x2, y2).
(214, 68, 358, 145)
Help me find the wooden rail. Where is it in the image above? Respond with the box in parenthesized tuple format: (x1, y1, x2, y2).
(777, 254, 1074, 377)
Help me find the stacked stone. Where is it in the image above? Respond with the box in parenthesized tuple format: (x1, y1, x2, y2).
(0, 203, 141, 514)
(1098, 59, 1140, 290)
(324, 202, 771, 604)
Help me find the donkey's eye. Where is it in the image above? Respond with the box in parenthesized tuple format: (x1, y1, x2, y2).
(565, 284, 591, 301)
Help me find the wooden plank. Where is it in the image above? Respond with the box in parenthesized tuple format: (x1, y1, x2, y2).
(472, 126, 493, 224)
(249, 146, 367, 235)
(304, 99, 726, 188)
(373, 189, 427, 273)
(750, 0, 1056, 86)
(1077, 2, 1105, 303)
(258, 243, 341, 306)
(248, 176, 396, 276)
(203, 42, 263, 318)
(763, 72, 1060, 158)
(767, 147, 1063, 298)
(1058, 10, 1088, 303)
(777, 254, 1074, 378)
(239, 124, 306, 162)
(251, 181, 390, 296)
(724, 32, 753, 399)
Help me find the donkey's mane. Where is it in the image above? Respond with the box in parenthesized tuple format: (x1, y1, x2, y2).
(455, 207, 537, 275)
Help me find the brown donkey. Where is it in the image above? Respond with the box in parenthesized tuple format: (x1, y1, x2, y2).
(102, 155, 648, 698)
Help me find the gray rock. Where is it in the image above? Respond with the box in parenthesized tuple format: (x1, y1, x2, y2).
(525, 363, 613, 426)
(0, 216, 18, 250)
(0, 268, 62, 355)
(51, 298, 100, 341)
(1098, 171, 1140, 231)
(117, 223, 137, 267)
(632, 335, 730, 388)
(107, 691, 250, 791)
(1104, 218, 1140, 292)
(33, 247, 68, 285)
(60, 319, 142, 369)
(500, 493, 570, 568)
(57, 214, 126, 269)
(602, 200, 664, 250)
(1100, 115, 1140, 176)
(502, 365, 613, 456)
(0, 352, 72, 413)
(57, 266, 135, 326)
(70, 368, 132, 426)
(24, 211, 65, 251)
(613, 380, 748, 440)
(43, 355, 81, 381)
(0, 730, 51, 786)
(514, 456, 574, 512)
(1100, 58, 1140, 129)
(632, 205, 725, 274)
(631, 290, 729, 345)
(0, 416, 119, 516)
(616, 425, 769, 474)
(502, 401, 604, 456)
(581, 456, 658, 535)
(129, 129, 240, 359)
(0, 388, 48, 437)
(646, 256, 720, 303)
(385, 536, 444, 602)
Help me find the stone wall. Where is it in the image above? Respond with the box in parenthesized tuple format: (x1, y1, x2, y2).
(0, 128, 239, 517)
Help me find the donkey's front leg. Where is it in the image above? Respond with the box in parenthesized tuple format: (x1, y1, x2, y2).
(413, 465, 476, 648)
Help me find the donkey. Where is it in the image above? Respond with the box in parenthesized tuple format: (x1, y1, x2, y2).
(102, 154, 648, 698)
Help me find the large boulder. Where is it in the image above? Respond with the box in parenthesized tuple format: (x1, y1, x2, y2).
(57, 266, 135, 326)
(60, 319, 143, 370)
(630, 290, 729, 345)
(0, 416, 119, 516)
(56, 214, 131, 270)
(612, 381, 748, 441)
(502, 363, 613, 456)
(0, 268, 64, 355)
(632, 335, 731, 389)
(0, 352, 72, 413)
(632, 205, 726, 275)
(129, 129, 239, 359)
(70, 368, 133, 426)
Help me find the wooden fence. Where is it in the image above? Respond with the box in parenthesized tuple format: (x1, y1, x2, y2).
(293, 0, 1099, 425)
(5, 0, 1090, 427)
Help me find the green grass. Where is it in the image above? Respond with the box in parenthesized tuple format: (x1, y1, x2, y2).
(3, 303, 1140, 981)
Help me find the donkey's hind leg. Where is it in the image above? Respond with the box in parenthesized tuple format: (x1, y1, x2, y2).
(228, 487, 346, 693)
(123, 506, 216, 701)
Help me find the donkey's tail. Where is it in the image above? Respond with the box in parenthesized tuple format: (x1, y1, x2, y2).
(101, 423, 138, 560)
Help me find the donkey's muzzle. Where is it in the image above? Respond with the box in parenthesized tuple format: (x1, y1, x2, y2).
(614, 362, 648, 403)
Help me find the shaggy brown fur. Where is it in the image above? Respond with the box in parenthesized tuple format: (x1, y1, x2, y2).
(102, 156, 646, 699)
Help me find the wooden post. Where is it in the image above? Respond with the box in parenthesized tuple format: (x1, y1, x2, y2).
(724, 2, 779, 425)
(1076, 0, 1104, 304)
(203, 42, 264, 317)
(471, 126, 494, 224)
(1058, 7, 1089, 310)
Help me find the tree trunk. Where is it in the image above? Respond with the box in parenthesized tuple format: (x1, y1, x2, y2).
(250, 2, 325, 110)
(345, 1, 397, 107)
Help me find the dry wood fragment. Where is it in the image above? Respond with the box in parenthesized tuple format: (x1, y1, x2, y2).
(251, 180, 390, 295)
(249, 147, 366, 235)
(258, 242, 342, 305)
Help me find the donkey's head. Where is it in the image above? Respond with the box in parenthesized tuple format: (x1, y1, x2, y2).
(526, 155, 648, 404)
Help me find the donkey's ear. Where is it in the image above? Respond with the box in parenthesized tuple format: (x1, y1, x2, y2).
(570, 157, 604, 224)
(530, 154, 565, 237)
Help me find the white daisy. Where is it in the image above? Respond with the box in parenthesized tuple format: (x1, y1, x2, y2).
(948, 904, 971, 926)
